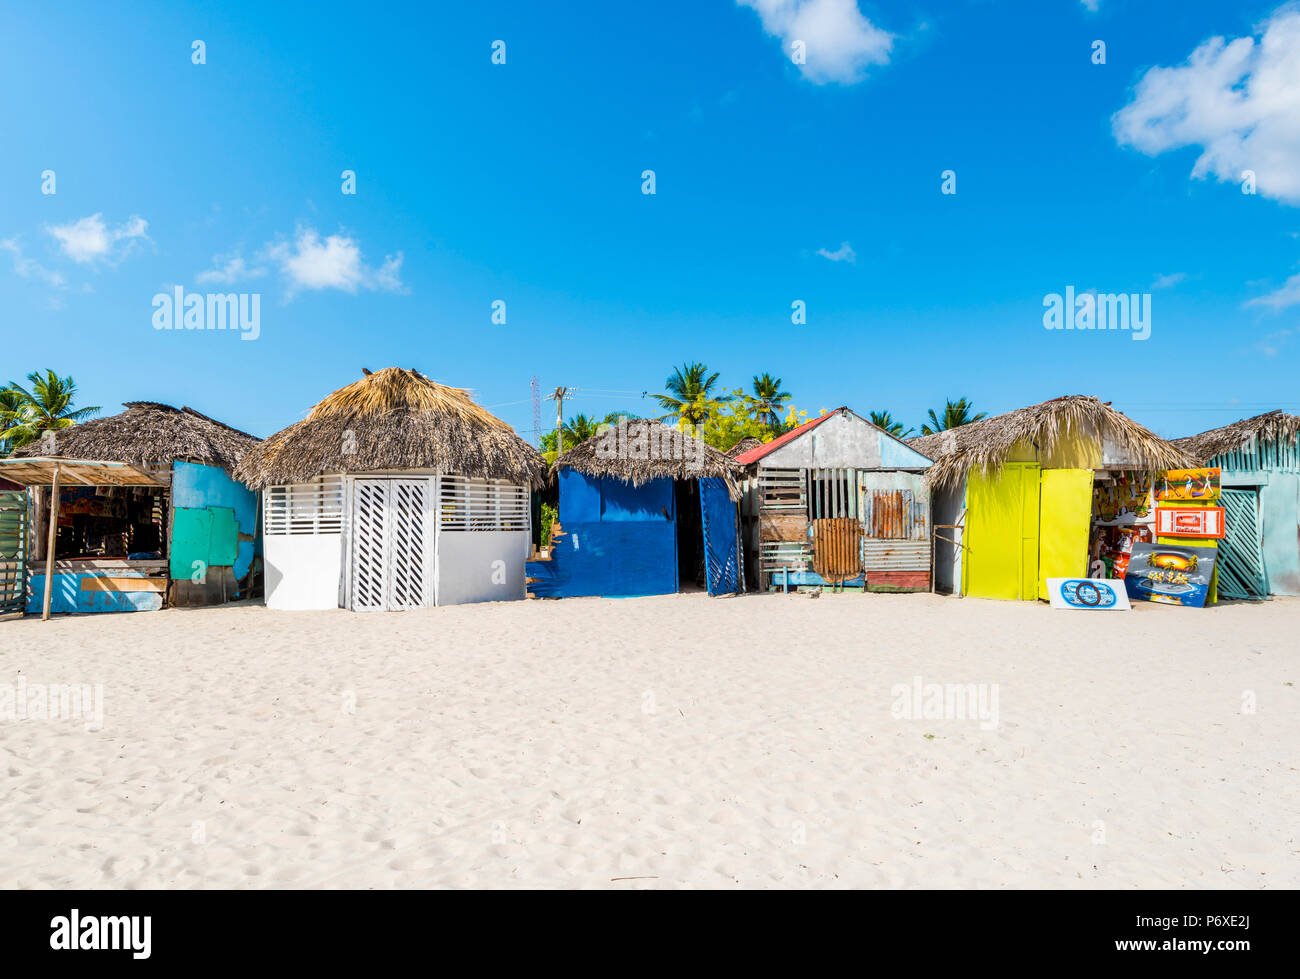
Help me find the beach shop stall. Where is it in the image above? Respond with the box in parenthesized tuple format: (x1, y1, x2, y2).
(0, 402, 261, 617)
(732, 407, 935, 592)
(526, 419, 744, 597)
(911, 396, 1193, 601)
(1173, 411, 1300, 598)
(234, 368, 547, 611)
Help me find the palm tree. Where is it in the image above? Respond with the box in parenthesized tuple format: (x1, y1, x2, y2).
(654, 362, 727, 429)
(920, 397, 986, 436)
(868, 410, 915, 439)
(0, 370, 100, 449)
(0, 388, 26, 455)
(750, 373, 792, 430)
(561, 413, 603, 450)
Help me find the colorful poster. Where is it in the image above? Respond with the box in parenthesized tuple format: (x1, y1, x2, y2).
(1046, 577, 1131, 610)
(1155, 506, 1226, 539)
(1124, 543, 1218, 607)
(1155, 468, 1220, 502)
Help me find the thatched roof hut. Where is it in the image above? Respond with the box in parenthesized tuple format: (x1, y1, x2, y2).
(235, 367, 546, 490)
(1172, 410, 1300, 465)
(554, 418, 743, 499)
(14, 401, 259, 473)
(910, 395, 1193, 488)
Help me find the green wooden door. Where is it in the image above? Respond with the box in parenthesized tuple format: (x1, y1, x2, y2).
(0, 491, 29, 615)
(1217, 488, 1268, 599)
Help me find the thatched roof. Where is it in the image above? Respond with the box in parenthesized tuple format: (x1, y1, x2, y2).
(554, 419, 743, 499)
(909, 395, 1193, 488)
(1172, 410, 1300, 465)
(725, 436, 764, 459)
(234, 368, 546, 490)
(14, 401, 259, 472)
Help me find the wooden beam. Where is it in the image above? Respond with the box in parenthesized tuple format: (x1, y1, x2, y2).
(42, 463, 60, 621)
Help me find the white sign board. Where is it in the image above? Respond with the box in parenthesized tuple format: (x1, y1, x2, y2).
(1046, 577, 1131, 611)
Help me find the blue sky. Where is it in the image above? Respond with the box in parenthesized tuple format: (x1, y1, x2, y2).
(3, 0, 1299, 443)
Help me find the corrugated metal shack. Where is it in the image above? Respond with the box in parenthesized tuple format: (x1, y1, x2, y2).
(733, 408, 935, 592)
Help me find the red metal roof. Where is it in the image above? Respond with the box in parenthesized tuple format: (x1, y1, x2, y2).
(732, 409, 843, 465)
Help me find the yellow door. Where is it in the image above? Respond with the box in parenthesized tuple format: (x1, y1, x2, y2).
(963, 463, 1040, 600)
(1038, 469, 1093, 599)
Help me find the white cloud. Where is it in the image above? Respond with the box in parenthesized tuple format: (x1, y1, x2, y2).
(1, 237, 66, 288)
(817, 241, 857, 263)
(1245, 326, 1295, 356)
(1080, 0, 1100, 12)
(1246, 270, 1300, 310)
(1112, 5, 1300, 204)
(1151, 272, 1187, 290)
(196, 252, 267, 285)
(45, 213, 149, 264)
(738, 0, 894, 85)
(263, 227, 405, 296)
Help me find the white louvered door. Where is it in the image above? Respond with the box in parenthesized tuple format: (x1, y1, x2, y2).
(350, 478, 431, 611)
(388, 480, 430, 610)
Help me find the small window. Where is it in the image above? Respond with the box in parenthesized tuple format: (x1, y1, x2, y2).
(809, 468, 856, 520)
(265, 476, 343, 535)
(439, 476, 529, 532)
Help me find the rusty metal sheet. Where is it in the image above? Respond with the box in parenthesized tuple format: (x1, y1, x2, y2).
(863, 540, 930, 571)
(812, 517, 861, 579)
(860, 472, 930, 542)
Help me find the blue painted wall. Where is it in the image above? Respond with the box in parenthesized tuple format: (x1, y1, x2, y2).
(170, 461, 259, 583)
(27, 573, 164, 613)
(531, 471, 678, 598)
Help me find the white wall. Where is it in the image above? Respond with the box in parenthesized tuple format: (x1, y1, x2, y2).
(931, 482, 965, 595)
(436, 530, 529, 605)
(264, 534, 344, 610)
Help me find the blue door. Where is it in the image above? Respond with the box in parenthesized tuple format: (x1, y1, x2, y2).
(699, 478, 740, 596)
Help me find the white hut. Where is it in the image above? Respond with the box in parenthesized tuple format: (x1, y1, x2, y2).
(234, 368, 547, 611)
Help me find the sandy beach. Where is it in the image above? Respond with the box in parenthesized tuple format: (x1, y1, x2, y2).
(1, 592, 1297, 889)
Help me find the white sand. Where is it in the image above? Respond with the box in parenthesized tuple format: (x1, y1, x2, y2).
(1, 591, 1297, 889)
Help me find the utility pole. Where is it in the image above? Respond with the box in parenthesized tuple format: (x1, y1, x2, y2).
(530, 377, 541, 449)
(545, 386, 572, 456)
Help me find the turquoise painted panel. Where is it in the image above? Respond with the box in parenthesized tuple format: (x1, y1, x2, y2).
(26, 573, 163, 613)
(206, 507, 239, 566)
(1261, 473, 1300, 596)
(171, 461, 258, 579)
(169, 507, 213, 580)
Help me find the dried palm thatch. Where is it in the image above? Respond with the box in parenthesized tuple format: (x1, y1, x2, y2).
(1172, 410, 1300, 465)
(725, 436, 764, 459)
(554, 418, 743, 499)
(14, 401, 259, 472)
(909, 395, 1193, 488)
(235, 368, 547, 490)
